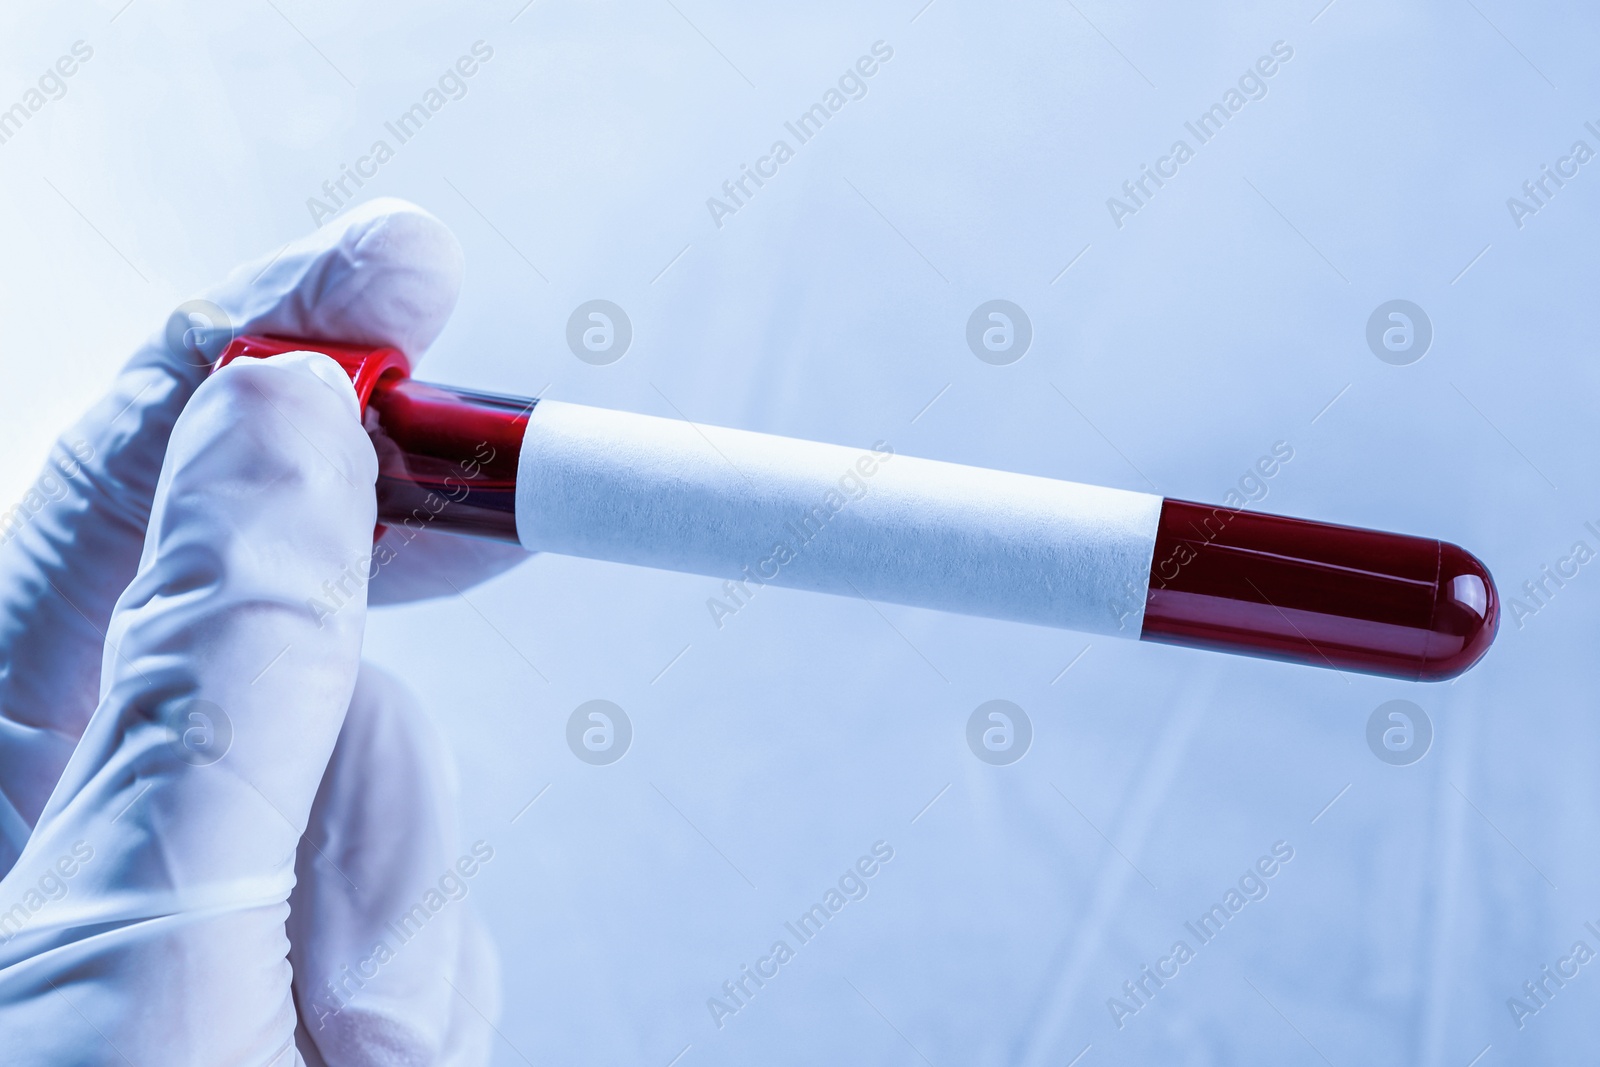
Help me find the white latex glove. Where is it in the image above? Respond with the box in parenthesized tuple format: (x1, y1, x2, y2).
(0, 200, 513, 1064)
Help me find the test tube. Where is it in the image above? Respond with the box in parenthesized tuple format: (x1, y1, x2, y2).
(218, 336, 1498, 681)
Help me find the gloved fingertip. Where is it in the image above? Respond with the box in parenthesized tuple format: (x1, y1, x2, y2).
(215, 198, 465, 367)
(193, 351, 377, 496)
(266, 351, 363, 422)
(343, 198, 465, 280)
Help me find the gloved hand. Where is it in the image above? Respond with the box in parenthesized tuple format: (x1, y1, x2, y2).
(0, 199, 518, 1065)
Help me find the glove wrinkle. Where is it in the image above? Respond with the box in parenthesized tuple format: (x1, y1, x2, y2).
(290, 664, 495, 1067)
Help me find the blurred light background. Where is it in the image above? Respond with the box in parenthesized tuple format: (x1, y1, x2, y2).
(2, 0, 1598, 1063)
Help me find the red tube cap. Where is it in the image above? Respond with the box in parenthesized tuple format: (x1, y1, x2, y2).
(216, 335, 409, 410)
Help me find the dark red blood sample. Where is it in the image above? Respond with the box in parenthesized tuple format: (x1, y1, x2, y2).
(1141, 499, 1497, 680)
(366, 376, 532, 543)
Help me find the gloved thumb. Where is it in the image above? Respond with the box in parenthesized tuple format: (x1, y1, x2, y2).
(0, 351, 375, 1064)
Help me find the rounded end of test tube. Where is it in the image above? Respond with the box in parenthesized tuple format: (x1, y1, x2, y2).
(1417, 542, 1498, 681)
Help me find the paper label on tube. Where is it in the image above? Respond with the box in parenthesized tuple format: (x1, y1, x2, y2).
(515, 400, 1163, 636)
